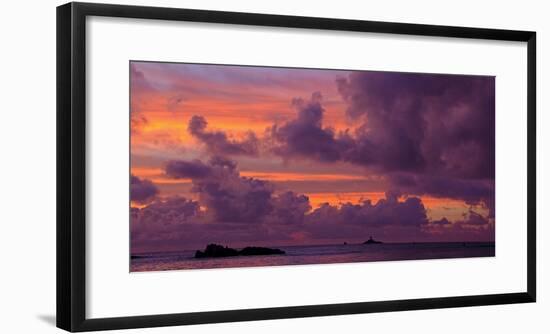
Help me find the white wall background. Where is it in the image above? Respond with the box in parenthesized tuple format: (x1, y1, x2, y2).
(0, 0, 546, 333)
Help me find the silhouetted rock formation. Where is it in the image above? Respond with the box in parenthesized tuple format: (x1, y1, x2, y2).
(195, 243, 285, 258)
(195, 244, 239, 258)
(239, 246, 285, 256)
(363, 236, 383, 244)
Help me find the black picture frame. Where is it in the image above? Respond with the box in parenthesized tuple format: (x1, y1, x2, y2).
(57, 2, 536, 332)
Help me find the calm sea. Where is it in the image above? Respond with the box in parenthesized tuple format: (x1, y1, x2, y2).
(130, 242, 495, 272)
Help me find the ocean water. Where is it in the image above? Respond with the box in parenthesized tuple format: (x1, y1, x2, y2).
(130, 242, 495, 272)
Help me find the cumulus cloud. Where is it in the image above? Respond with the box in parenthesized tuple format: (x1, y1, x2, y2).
(188, 115, 260, 156)
(301, 191, 431, 241)
(269, 73, 494, 177)
(130, 175, 158, 204)
(132, 196, 201, 227)
(133, 158, 494, 249)
(197, 174, 274, 224)
(168, 157, 413, 231)
(131, 196, 216, 251)
(307, 191, 428, 227)
(423, 210, 494, 241)
(133, 159, 309, 249)
(264, 72, 494, 210)
(137, 156, 468, 246)
(267, 92, 353, 162)
(390, 173, 495, 216)
(166, 156, 275, 224)
(338, 72, 494, 177)
(165, 159, 213, 179)
(265, 191, 311, 226)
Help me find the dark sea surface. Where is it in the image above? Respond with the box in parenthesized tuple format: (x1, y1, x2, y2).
(130, 242, 494, 272)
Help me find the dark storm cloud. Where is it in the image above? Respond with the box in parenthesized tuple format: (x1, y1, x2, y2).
(165, 159, 213, 179)
(269, 72, 494, 177)
(188, 115, 260, 156)
(264, 191, 311, 226)
(133, 159, 311, 249)
(336, 71, 495, 178)
(390, 173, 495, 213)
(209, 155, 238, 170)
(165, 156, 276, 224)
(267, 92, 353, 162)
(163, 158, 438, 231)
(388, 175, 495, 224)
(130, 175, 158, 203)
(265, 72, 494, 210)
(131, 196, 210, 251)
(195, 173, 274, 223)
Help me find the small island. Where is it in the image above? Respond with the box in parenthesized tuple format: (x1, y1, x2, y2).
(195, 243, 285, 258)
(363, 236, 383, 244)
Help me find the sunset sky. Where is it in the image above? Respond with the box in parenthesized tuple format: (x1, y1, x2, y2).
(130, 61, 495, 253)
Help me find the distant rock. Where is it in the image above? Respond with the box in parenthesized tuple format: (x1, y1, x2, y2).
(363, 236, 383, 244)
(195, 244, 239, 258)
(195, 243, 285, 258)
(239, 246, 285, 256)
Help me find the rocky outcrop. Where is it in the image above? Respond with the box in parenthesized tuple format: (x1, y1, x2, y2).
(239, 246, 285, 256)
(195, 244, 285, 258)
(363, 236, 383, 244)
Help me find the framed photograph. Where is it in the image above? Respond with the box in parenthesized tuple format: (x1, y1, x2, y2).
(57, 2, 536, 332)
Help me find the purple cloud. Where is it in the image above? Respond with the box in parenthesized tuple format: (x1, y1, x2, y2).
(267, 92, 353, 162)
(390, 173, 495, 216)
(336, 71, 495, 178)
(264, 72, 494, 211)
(195, 174, 274, 224)
(430, 217, 452, 226)
(131, 196, 209, 252)
(188, 115, 259, 156)
(130, 175, 158, 203)
(133, 157, 494, 250)
(307, 191, 428, 227)
(268, 72, 494, 177)
(166, 157, 275, 223)
(132, 196, 200, 226)
(133, 159, 310, 250)
(423, 210, 494, 242)
(458, 210, 491, 226)
(264, 191, 311, 226)
(165, 159, 213, 179)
